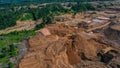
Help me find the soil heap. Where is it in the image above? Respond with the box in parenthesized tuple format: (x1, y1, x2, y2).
(19, 23, 120, 68)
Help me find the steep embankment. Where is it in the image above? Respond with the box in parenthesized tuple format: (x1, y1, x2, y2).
(103, 10, 120, 48)
(104, 24, 120, 47)
(19, 23, 120, 68)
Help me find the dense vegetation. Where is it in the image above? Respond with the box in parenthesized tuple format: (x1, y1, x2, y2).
(0, 3, 71, 30)
(0, 2, 96, 30)
(0, 0, 114, 4)
(0, 30, 36, 68)
(0, 44, 18, 68)
(0, 10, 16, 30)
(70, 3, 96, 17)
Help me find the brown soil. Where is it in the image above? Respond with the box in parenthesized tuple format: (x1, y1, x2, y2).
(19, 23, 120, 68)
(110, 24, 120, 31)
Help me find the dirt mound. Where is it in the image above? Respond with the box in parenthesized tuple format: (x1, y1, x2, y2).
(19, 35, 73, 68)
(19, 23, 119, 68)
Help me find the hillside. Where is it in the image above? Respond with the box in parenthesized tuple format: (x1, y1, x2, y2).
(0, 0, 120, 68)
(19, 6, 120, 68)
(19, 23, 120, 68)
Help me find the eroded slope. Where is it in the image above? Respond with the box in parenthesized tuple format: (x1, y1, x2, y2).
(19, 23, 120, 68)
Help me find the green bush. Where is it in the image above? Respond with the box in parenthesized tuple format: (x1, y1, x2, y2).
(0, 12, 16, 30)
(71, 3, 87, 13)
(0, 56, 9, 63)
(35, 4, 70, 20)
(20, 13, 33, 21)
(91, 12, 97, 14)
(35, 23, 46, 30)
(71, 3, 95, 13)
(0, 30, 36, 67)
(9, 44, 18, 57)
(0, 44, 18, 63)
(84, 3, 95, 10)
(97, 5, 103, 8)
(8, 62, 15, 68)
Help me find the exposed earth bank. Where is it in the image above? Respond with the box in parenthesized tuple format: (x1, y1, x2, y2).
(18, 23, 120, 68)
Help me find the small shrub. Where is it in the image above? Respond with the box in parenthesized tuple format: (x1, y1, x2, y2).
(9, 44, 18, 57)
(8, 62, 15, 68)
(20, 13, 33, 21)
(91, 12, 97, 14)
(35, 23, 46, 30)
(97, 5, 103, 8)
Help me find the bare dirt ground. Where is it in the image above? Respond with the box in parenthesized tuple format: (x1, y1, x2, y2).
(0, 19, 42, 34)
(17, 7, 120, 68)
(0, 20, 35, 34)
(18, 23, 120, 68)
(0, 4, 120, 68)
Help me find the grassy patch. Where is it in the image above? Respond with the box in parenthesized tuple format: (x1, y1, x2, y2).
(0, 30, 36, 47)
